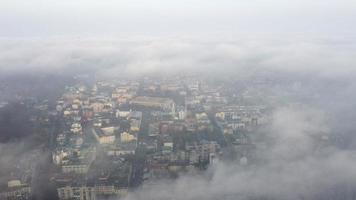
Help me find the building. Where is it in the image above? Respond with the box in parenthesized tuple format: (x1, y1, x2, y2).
(90, 102, 105, 113)
(120, 132, 136, 143)
(0, 180, 32, 200)
(57, 186, 128, 200)
(0, 186, 31, 200)
(62, 164, 90, 174)
(57, 186, 95, 200)
(92, 128, 115, 144)
(130, 96, 175, 114)
(70, 123, 82, 134)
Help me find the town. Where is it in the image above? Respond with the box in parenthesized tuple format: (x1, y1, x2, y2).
(1, 74, 289, 200)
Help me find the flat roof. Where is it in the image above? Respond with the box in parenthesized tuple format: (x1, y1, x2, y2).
(131, 96, 173, 104)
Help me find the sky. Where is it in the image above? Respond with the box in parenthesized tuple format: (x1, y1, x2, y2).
(0, 0, 356, 77)
(0, 0, 356, 37)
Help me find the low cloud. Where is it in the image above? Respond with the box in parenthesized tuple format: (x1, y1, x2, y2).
(0, 36, 355, 78)
(125, 106, 356, 200)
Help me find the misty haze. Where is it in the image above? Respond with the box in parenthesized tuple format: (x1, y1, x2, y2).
(1, 1, 356, 200)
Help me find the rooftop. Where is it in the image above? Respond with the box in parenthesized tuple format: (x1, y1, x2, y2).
(131, 96, 174, 104)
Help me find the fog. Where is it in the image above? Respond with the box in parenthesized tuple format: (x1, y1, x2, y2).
(1, 36, 356, 78)
(122, 105, 356, 200)
(1, 0, 356, 199)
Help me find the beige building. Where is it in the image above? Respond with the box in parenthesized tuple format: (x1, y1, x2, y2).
(92, 128, 116, 144)
(130, 96, 175, 114)
(120, 132, 137, 143)
(90, 102, 105, 113)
